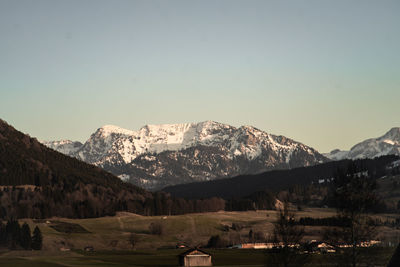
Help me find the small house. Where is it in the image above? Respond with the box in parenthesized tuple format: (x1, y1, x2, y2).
(179, 248, 212, 266)
(84, 246, 94, 252)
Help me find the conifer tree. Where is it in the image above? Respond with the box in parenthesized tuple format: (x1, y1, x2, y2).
(6, 220, 20, 249)
(31, 226, 42, 250)
(20, 223, 31, 250)
(0, 222, 6, 247)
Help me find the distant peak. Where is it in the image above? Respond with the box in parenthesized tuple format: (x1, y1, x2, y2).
(43, 139, 76, 144)
(142, 122, 192, 128)
(199, 120, 223, 126)
(388, 127, 400, 133)
(139, 122, 193, 133)
(97, 125, 135, 136)
(238, 125, 262, 133)
(383, 127, 400, 140)
(139, 121, 231, 133)
(197, 120, 233, 129)
(100, 124, 123, 129)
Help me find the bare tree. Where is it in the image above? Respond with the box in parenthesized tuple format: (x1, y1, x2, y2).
(271, 200, 306, 267)
(129, 233, 136, 249)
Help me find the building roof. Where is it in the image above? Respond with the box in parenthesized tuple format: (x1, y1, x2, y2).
(179, 248, 211, 257)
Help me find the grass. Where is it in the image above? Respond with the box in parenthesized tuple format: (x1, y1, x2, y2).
(0, 209, 398, 266)
(11, 208, 400, 251)
(0, 247, 395, 267)
(49, 221, 91, 233)
(0, 258, 66, 267)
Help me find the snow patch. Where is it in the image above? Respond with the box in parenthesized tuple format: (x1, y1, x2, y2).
(118, 174, 130, 181)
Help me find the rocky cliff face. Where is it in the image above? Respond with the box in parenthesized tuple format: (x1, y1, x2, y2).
(44, 121, 327, 190)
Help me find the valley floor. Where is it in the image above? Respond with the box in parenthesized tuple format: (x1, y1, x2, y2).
(0, 247, 395, 267)
(0, 209, 399, 266)
(15, 209, 342, 251)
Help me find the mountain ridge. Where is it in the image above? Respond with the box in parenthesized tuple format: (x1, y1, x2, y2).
(44, 121, 328, 190)
(324, 127, 400, 160)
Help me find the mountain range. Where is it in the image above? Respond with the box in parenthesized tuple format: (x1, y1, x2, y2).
(0, 119, 228, 218)
(43, 122, 400, 191)
(2, 117, 399, 218)
(43, 121, 327, 190)
(324, 127, 400, 160)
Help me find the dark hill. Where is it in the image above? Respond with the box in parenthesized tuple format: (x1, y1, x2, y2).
(163, 155, 398, 199)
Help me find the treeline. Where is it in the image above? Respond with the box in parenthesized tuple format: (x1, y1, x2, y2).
(225, 191, 276, 211)
(0, 220, 42, 250)
(0, 184, 276, 219)
(296, 216, 351, 227)
(0, 184, 227, 219)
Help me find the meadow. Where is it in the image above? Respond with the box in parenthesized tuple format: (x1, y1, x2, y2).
(16, 209, 340, 251)
(0, 208, 398, 266)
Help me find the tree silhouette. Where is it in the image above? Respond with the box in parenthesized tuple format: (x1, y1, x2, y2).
(31, 226, 42, 250)
(5, 220, 20, 250)
(272, 200, 307, 267)
(129, 233, 136, 249)
(20, 223, 31, 250)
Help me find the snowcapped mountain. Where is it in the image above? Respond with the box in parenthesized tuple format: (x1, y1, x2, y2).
(42, 140, 83, 155)
(324, 127, 400, 160)
(43, 121, 327, 190)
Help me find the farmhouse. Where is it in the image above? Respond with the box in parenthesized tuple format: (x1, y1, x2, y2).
(179, 248, 212, 266)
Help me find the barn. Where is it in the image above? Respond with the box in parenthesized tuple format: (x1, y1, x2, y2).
(179, 248, 212, 266)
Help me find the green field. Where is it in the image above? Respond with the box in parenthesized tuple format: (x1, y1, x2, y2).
(13, 209, 341, 250)
(0, 209, 399, 266)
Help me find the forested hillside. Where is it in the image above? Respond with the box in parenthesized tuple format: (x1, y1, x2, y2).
(163, 155, 398, 199)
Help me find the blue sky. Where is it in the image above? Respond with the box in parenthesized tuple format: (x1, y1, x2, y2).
(0, 0, 399, 152)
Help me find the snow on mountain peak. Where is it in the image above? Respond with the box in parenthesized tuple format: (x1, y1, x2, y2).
(324, 127, 400, 160)
(98, 125, 136, 136)
(43, 139, 76, 145)
(50, 121, 322, 166)
(43, 140, 83, 155)
(42, 121, 327, 190)
(382, 127, 400, 140)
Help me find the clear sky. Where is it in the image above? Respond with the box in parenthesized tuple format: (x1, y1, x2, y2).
(0, 0, 399, 152)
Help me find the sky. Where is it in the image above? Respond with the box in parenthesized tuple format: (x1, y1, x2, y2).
(0, 0, 399, 152)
